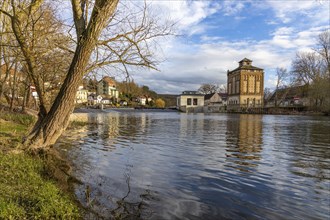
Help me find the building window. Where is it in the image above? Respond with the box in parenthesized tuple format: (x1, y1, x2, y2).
(187, 98, 192, 105)
(193, 98, 198, 105)
(256, 81, 260, 93)
(248, 75, 255, 93)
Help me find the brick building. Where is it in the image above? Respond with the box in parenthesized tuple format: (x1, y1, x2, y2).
(227, 58, 264, 110)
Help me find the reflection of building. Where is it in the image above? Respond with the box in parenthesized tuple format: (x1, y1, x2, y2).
(226, 114, 263, 171)
(227, 58, 264, 110)
(237, 115, 262, 152)
(97, 76, 119, 100)
(177, 91, 204, 113)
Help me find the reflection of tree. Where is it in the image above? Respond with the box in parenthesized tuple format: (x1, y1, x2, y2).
(57, 112, 155, 218)
(226, 115, 263, 172)
(285, 120, 330, 181)
(81, 166, 155, 219)
(110, 173, 154, 219)
(59, 112, 154, 219)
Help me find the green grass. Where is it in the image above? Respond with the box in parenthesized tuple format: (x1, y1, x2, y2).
(0, 153, 80, 219)
(0, 112, 36, 126)
(0, 111, 80, 219)
(0, 112, 35, 150)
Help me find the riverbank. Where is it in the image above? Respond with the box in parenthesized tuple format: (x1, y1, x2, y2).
(74, 106, 328, 116)
(74, 106, 179, 113)
(0, 111, 80, 219)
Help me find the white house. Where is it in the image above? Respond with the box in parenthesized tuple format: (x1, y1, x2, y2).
(75, 85, 89, 104)
(137, 96, 153, 106)
(177, 91, 204, 113)
(97, 76, 119, 101)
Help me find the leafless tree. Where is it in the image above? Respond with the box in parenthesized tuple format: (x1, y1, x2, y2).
(263, 87, 272, 105)
(315, 30, 330, 77)
(198, 83, 219, 94)
(291, 52, 323, 85)
(291, 30, 330, 112)
(218, 84, 227, 93)
(274, 67, 288, 107)
(0, 1, 73, 114)
(0, 0, 173, 151)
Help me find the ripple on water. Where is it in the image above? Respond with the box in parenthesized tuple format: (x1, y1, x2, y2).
(56, 113, 330, 219)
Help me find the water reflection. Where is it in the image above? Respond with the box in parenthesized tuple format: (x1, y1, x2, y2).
(56, 112, 330, 220)
(226, 114, 263, 172)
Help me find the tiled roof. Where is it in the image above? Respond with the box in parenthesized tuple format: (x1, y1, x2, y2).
(268, 85, 308, 101)
(239, 58, 252, 63)
(229, 65, 263, 73)
(204, 93, 228, 100)
(204, 93, 215, 100)
(228, 58, 263, 74)
(100, 76, 116, 85)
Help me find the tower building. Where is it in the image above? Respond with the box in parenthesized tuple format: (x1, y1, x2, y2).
(227, 58, 264, 110)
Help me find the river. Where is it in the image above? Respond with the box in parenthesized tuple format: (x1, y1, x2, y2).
(56, 111, 330, 219)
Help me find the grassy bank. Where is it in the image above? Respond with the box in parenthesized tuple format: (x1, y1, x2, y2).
(0, 112, 80, 219)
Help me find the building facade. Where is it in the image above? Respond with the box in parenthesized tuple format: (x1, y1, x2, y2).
(227, 58, 264, 110)
(97, 76, 119, 100)
(177, 91, 205, 113)
(204, 93, 227, 106)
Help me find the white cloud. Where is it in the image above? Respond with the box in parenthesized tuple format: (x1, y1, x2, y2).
(266, 0, 328, 24)
(135, 23, 326, 93)
(148, 0, 221, 35)
(222, 1, 246, 16)
(114, 0, 329, 94)
(41, 0, 329, 95)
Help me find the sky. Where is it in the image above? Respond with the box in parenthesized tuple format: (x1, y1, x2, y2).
(123, 0, 330, 94)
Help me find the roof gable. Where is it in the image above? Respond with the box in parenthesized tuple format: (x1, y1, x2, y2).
(204, 93, 216, 100)
(100, 76, 116, 86)
(228, 58, 263, 74)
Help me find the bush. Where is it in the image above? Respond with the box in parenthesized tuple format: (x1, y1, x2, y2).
(155, 98, 166, 108)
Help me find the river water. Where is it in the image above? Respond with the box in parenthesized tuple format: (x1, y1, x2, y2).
(56, 111, 330, 219)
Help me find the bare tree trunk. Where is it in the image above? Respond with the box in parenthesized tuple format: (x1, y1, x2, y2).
(9, 63, 18, 111)
(22, 82, 30, 112)
(0, 67, 10, 102)
(24, 0, 119, 151)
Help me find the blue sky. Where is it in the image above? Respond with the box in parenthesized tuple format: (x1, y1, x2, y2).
(125, 0, 330, 94)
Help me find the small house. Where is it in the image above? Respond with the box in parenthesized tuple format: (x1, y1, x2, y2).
(204, 93, 228, 106)
(177, 91, 204, 113)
